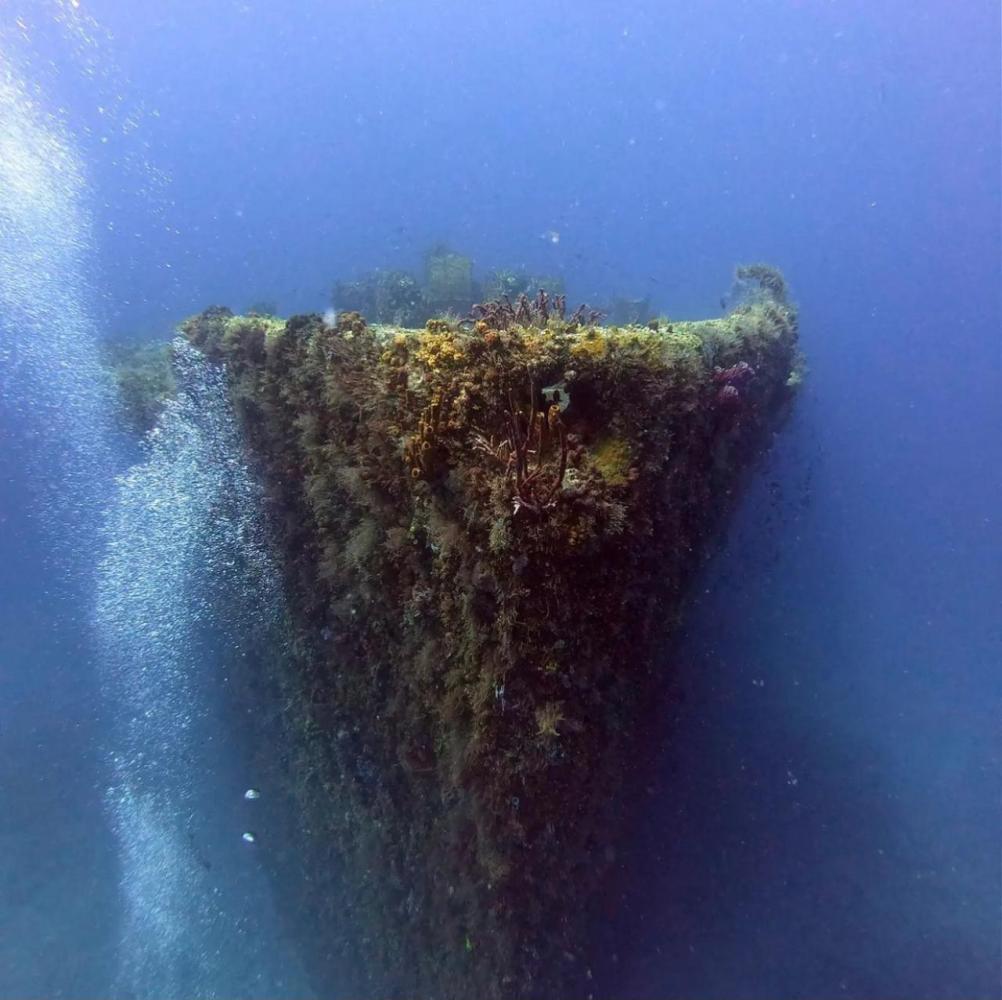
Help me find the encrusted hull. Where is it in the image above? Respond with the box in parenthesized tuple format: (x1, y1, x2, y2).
(183, 280, 800, 999)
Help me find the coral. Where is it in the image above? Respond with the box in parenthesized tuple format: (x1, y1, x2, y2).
(481, 269, 565, 303)
(413, 327, 467, 370)
(466, 289, 601, 332)
(404, 392, 451, 480)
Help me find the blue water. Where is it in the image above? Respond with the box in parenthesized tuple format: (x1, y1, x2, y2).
(1, 2, 998, 998)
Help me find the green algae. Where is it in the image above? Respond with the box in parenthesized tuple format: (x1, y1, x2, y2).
(590, 435, 633, 486)
(180, 271, 800, 1000)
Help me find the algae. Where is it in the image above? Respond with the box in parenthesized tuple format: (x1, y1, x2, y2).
(101, 339, 177, 436)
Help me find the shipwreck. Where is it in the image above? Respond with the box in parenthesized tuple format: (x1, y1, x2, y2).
(176, 265, 801, 999)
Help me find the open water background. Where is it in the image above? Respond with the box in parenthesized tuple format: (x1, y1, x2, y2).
(0, 2, 998, 997)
